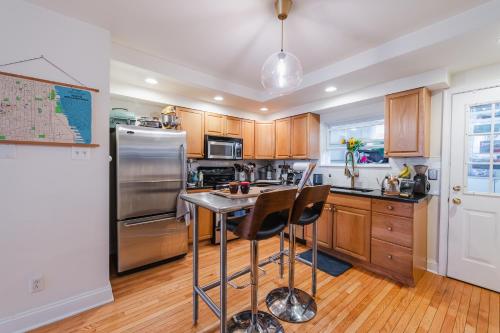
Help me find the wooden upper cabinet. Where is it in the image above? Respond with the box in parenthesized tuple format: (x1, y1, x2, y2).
(224, 116, 242, 138)
(384, 87, 430, 157)
(242, 120, 255, 159)
(333, 205, 371, 262)
(305, 204, 333, 249)
(177, 107, 204, 158)
(275, 118, 291, 158)
(291, 113, 320, 159)
(254, 121, 275, 159)
(204, 112, 225, 136)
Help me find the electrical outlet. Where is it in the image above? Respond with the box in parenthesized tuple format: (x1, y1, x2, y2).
(30, 276, 44, 294)
(71, 147, 90, 160)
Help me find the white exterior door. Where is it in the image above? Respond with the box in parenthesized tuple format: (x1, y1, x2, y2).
(448, 87, 500, 292)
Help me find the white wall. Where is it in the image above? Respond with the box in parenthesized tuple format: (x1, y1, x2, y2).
(0, 1, 112, 332)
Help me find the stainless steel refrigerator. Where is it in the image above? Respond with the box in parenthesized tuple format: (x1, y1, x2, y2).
(110, 125, 188, 273)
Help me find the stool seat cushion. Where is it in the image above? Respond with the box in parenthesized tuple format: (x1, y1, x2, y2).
(227, 211, 288, 241)
(298, 207, 320, 226)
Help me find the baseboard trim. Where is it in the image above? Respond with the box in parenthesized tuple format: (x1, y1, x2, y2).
(0, 283, 114, 333)
(427, 259, 439, 275)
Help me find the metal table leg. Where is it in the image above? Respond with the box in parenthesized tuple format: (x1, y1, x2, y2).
(279, 231, 285, 279)
(219, 213, 228, 333)
(312, 220, 318, 297)
(192, 206, 199, 325)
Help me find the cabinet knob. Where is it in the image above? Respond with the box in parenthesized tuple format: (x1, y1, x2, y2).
(387, 226, 393, 231)
(386, 205, 394, 210)
(387, 255, 393, 260)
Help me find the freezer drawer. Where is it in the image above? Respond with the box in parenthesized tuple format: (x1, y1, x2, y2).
(117, 215, 188, 273)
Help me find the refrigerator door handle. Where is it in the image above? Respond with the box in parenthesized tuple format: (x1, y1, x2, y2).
(123, 216, 177, 228)
(180, 144, 186, 190)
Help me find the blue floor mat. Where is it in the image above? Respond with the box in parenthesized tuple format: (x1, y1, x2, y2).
(298, 249, 352, 277)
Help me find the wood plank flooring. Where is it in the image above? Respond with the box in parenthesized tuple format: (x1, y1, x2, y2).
(32, 238, 500, 333)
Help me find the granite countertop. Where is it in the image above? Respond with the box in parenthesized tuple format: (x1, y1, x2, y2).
(186, 185, 214, 191)
(330, 187, 429, 203)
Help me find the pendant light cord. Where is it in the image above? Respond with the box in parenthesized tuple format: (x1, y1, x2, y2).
(280, 20, 284, 52)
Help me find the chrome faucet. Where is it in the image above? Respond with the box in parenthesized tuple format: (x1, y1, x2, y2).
(344, 151, 359, 188)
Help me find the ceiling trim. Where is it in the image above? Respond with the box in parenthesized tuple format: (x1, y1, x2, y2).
(110, 0, 500, 104)
(110, 80, 266, 121)
(111, 42, 264, 101)
(264, 68, 450, 120)
(298, 0, 500, 92)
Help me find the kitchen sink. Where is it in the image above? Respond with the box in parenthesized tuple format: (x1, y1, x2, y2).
(331, 185, 374, 193)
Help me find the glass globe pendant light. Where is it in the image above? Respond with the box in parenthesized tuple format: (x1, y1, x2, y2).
(261, 0, 303, 96)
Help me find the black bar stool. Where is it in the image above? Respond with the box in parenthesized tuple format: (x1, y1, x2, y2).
(226, 188, 297, 333)
(266, 185, 331, 323)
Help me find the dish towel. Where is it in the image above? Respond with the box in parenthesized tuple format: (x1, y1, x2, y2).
(176, 190, 191, 226)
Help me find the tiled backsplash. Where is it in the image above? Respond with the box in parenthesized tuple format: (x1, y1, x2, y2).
(273, 157, 441, 196)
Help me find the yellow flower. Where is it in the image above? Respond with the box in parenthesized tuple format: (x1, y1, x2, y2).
(340, 138, 346, 144)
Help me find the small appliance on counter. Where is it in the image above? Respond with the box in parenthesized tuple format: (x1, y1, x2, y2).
(313, 174, 323, 185)
(413, 165, 431, 194)
(258, 164, 276, 181)
(381, 175, 400, 196)
(399, 180, 415, 198)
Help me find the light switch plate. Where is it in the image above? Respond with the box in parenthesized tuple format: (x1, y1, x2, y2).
(428, 168, 438, 180)
(0, 145, 16, 159)
(71, 147, 90, 160)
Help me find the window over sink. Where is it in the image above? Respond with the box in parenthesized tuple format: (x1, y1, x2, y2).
(324, 119, 388, 166)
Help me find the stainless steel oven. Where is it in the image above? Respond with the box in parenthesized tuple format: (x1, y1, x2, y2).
(205, 135, 243, 160)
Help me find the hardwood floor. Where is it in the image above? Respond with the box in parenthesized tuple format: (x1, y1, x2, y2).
(32, 238, 500, 333)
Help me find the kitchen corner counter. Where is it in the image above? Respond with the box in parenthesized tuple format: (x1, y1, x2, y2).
(329, 187, 429, 203)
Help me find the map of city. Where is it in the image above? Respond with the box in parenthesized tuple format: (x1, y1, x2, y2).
(0, 72, 92, 144)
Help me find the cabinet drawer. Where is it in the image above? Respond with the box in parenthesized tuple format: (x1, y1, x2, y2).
(372, 199, 413, 218)
(371, 238, 412, 276)
(372, 212, 412, 248)
(328, 193, 371, 210)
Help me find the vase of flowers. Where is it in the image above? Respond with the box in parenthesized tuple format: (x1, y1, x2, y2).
(341, 137, 363, 162)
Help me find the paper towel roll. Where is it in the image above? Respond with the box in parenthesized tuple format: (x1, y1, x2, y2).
(292, 162, 310, 171)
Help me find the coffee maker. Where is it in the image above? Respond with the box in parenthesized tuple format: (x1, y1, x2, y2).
(413, 165, 430, 194)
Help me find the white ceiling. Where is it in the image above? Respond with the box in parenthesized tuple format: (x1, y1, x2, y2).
(28, 0, 500, 114)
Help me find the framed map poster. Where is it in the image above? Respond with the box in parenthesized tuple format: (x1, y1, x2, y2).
(0, 71, 99, 147)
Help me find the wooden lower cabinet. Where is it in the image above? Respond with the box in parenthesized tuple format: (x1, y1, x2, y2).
(304, 204, 333, 249)
(187, 189, 213, 243)
(332, 205, 371, 262)
(312, 193, 428, 286)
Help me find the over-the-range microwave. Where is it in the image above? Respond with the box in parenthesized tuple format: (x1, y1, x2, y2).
(204, 135, 243, 160)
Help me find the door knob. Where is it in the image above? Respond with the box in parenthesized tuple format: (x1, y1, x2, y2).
(452, 197, 462, 205)
(452, 185, 461, 192)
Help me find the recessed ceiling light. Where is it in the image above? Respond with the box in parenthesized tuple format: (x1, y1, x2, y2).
(145, 78, 158, 85)
(325, 86, 337, 92)
(213, 96, 224, 101)
(260, 107, 269, 112)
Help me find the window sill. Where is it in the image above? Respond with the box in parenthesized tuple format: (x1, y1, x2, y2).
(319, 163, 392, 169)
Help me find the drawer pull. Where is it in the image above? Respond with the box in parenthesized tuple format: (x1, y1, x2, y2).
(386, 205, 394, 210)
(387, 226, 393, 231)
(387, 254, 393, 259)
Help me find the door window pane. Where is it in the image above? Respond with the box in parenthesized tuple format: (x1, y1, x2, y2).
(466, 103, 500, 195)
(468, 135, 491, 163)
